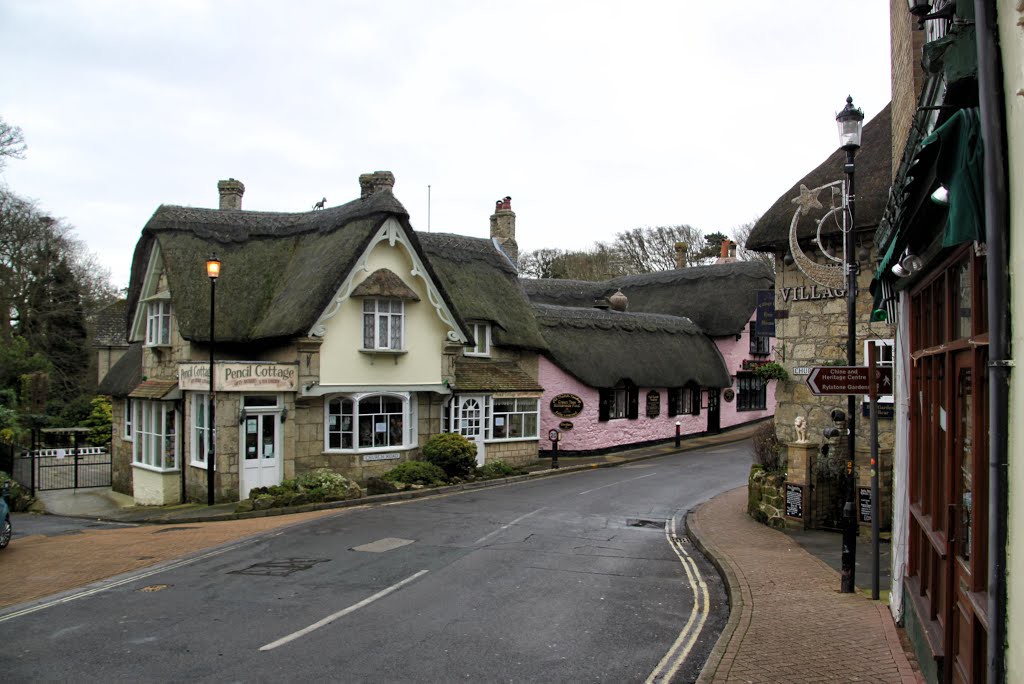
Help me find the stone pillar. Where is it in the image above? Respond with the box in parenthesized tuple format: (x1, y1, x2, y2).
(785, 441, 817, 530)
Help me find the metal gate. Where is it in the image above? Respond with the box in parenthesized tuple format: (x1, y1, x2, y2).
(809, 444, 850, 531)
(34, 446, 112, 491)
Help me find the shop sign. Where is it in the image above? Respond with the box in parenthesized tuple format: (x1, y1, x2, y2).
(646, 390, 660, 418)
(778, 285, 845, 302)
(558, 421, 574, 431)
(178, 362, 298, 392)
(550, 393, 584, 418)
(723, 389, 735, 402)
(755, 290, 776, 337)
(785, 483, 803, 519)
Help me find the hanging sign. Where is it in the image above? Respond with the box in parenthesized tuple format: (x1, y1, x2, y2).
(550, 394, 584, 418)
(755, 290, 776, 337)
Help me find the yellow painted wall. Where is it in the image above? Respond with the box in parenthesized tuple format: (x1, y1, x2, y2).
(132, 467, 179, 505)
(1001, 5, 1024, 680)
(319, 226, 451, 386)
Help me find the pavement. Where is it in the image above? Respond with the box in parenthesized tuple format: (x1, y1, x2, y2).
(5, 420, 921, 682)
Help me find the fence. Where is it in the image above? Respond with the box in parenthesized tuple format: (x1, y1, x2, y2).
(0, 438, 111, 494)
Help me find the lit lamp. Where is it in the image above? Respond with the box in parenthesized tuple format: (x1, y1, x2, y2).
(206, 255, 221, 505)
(836, 96, 863, 595)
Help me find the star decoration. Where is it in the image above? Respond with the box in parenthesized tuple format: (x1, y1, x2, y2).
(790, 184, 823, 213)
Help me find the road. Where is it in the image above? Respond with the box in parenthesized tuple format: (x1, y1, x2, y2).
(0, 441, 754, 683)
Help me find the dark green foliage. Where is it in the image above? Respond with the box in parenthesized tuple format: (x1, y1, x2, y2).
(0, 471, 34, 512)
(381, 460, 448, 486)
(476, 460, 524, 479)
(421, 433, 477, 479)
(239, 469, 362, 512)
(81, 396, 113, 446)
(753, 362, 789, 382)
(366, 476, 399, 496)
(752, 420, 784, 475)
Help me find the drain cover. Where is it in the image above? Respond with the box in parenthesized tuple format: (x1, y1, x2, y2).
(626, 519, 666, 529)
(139, 584, 170, 592)
(153, 527, 198, 534)
(230, 558, 329, 577)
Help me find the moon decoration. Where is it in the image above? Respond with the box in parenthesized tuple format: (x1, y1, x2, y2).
(787, 181, 850, 290)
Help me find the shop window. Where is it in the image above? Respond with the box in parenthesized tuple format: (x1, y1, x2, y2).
(489, 398, 538, 440)
(736, 374, 766, 411)
(190, 393, 211, 468)
(599, 381, 638, 421)
(132, 400, 178, 471)
(325, 393, 414, 452)
(146, 301, 171, 346)
(749, 321, 771, 356)
(465, 323, 491, 357)
(362, 299, 404, 351)
(668, 384, 701, 416)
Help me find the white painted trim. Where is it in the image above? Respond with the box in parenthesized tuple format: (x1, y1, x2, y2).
(303, 383, 449, 397)
(130, 242, 165, 343)
(322, 391, 415, 453)
(308, 217, 467, 343)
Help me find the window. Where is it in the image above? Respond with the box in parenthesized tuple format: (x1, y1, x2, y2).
(325, 393, 414, 451)
(736, 374, 766, 411)
(146, 301, 171, 346)
(191, 393, 212, 468)
(362, 299, 404, 350)
(123, 401, 134, 441)
(863, 339, 895, 404)
(465, 323, 491, 357)
(749, 321, 771, 356)
(599, 382, 638, 421)
(132, 400, 178, 470)
(668, 384, 701, 417)
(490, 398, 538, 440)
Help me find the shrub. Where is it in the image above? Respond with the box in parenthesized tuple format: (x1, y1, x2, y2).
(753, 362, 788, 382)
(235, 468, 362, 512)
(751, 420, 783, 475)
(381, 460, 448, 487)
(0, 471, 34, 512)
(477, 460, 524, 480)
(422, 433, 477, 479)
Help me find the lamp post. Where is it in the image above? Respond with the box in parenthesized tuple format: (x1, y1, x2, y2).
(206, 255, 221, 506)
(836, 96, 864, 594)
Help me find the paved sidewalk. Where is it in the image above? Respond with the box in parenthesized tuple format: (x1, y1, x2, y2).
(688, 488, 921, 684)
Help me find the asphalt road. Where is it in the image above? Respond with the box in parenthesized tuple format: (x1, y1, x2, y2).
(0, 441, 754, 683)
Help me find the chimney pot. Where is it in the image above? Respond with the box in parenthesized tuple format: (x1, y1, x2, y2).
(217, 178, 245, 210)
(359, 170, 396, 198)
(490, 194, 518, 266)
(608, 290, 628, 312)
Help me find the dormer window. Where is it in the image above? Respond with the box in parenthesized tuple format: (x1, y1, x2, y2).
(465, 323, 491, 357)
(146, 301, 171, 346)
(362, 299, 404, 351)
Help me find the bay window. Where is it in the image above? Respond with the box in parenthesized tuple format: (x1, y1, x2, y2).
(442, 396, 540, 441)
(325, 393, 415, 451)
(133, 400, 178, 470)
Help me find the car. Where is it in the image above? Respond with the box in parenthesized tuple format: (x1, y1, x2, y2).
(0, 482, 11, 550)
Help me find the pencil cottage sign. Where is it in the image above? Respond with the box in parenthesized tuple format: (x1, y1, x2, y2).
(178, 362, 299, 392)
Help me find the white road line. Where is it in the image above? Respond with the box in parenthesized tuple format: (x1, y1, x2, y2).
(577, 473, 658, 495)
(644, 516, 710, 684)
(473, 508, 545, 545)
(259, 569, 429, 651)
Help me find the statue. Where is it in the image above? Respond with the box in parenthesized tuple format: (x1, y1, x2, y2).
(312, 197, 326, 210)
(794, 416, 808, 443)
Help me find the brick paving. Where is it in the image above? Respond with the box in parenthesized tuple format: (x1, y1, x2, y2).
(689, 488, 921, 684)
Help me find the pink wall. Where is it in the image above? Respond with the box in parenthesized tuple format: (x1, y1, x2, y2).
(538, 357, 707, 452)
(713, 313, 777, 429)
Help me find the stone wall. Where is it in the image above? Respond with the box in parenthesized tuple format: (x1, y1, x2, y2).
(747, 466, 786, 529)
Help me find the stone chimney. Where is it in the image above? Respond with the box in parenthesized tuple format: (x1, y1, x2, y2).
(489, 196, 518, 265)
(674, 242, 688, 269)
(217, 178, 245, 210)
(359, 171, 396, 197)
(716, 239, 738, 264)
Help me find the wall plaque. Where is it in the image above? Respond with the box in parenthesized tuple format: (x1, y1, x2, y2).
(558, 421, 574, 431)
(646, 390, 660, 418)
(363, 452, 401, 462)
(785, 483, 804, 518)
(550, 394, 584, 418)
(859, 487, 872, 524)
(723, 389, 735, 402)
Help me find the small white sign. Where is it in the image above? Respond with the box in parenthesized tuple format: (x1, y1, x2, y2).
(363, 452, 401, 462)
(792, 366, 811, 376)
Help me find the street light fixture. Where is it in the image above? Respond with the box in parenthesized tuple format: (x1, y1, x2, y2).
(836, 96, 863, 594)
(206, 254, 221, 506)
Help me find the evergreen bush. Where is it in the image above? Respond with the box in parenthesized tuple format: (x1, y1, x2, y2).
(422, 433, 477, 479)
(381, 460, 448, 487)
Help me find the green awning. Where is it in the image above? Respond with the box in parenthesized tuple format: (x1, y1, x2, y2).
(921, 108, 985, 248)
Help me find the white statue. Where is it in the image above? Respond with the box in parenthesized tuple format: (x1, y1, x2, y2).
(794, 416, 808, 443)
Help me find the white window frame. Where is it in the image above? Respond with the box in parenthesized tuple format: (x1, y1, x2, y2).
(132, 400, 179, 472)
(190, 393, 212, 469)
(324, 392, 415, 453)
(146, 300, 172, 347)
(123, 400, 134, 442)
(863, 338, 895, 404)
(361, 298, 404, 351)
(465, 323, 491, 357)
(486, 396, 539, 442)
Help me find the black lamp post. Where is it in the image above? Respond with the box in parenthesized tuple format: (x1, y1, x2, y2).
(206, 255, 221, 506)
(836, 96, 864, 594)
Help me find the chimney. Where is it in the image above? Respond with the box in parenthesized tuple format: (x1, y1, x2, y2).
(716, 239, 738, 264)
(359, 170, 396, 197)
(217, 178, 245, 210)
(489, 195, 518, 265)
(674, 241, 688, 269)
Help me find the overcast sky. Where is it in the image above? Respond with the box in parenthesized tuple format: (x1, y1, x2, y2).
(1, 1, 891, 287)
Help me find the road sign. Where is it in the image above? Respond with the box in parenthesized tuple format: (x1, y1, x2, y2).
(806, 366, 893, 396)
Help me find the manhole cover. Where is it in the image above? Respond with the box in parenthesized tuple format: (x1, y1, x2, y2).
(230, 558, 329, 577)
(139, 584, 170, 592)
(626, 519, 666, 529)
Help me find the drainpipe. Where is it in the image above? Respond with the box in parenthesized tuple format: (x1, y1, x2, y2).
(974, 2, 1010, 682)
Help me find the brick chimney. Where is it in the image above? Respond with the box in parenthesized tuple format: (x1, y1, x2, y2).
(489, 196, 518, 265)
(359, 170, 396, 197)
(716, 239, 738, 264)
(217, 178, 245, 210)
(674, 241, 688, 269)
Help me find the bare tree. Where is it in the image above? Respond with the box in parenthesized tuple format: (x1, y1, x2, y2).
(0, 117, 26, 171)
(519, 243, 627, 281)
(731, 218, 775, 274)
(612, 225, 706, 273)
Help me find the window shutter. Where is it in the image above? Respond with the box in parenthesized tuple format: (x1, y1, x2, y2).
(692, 387, 701, 415)
(627, 385, 639, 420)
(598, 389, 611, 422)
(668, 388, 679, 417)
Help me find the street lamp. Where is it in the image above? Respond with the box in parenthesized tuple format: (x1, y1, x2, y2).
(836, 96, 863, 594)
(206, 254, 221, 505)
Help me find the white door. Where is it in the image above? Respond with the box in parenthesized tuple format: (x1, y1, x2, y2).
(457, 395, 486, 466)
(242, 411, 281, 498)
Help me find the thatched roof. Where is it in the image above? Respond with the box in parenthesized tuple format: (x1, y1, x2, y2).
(453, 358, 543, 392)
(97, 342, 142, 397)
(125, 190, 467, 344)
(351, 268, 420, 301)
(522, 260, 773, 337)
(532, 304, 730, 388)
(419, 232, 548, 351)
(92, 299, 128, 347)
(746, 102, 893, 252)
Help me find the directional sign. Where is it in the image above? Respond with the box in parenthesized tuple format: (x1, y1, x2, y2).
(806, 366, 893, 396)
